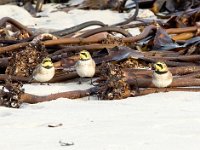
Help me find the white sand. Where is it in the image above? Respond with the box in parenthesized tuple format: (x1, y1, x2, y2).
(0, 2, 199, 150)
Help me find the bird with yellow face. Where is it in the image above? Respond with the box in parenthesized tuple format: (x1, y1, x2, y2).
(152, 62, 173, 88)
(30, 57, 55, 82)
(75, 50, 96, 84)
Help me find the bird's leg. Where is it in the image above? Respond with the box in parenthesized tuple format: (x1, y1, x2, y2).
(78, 78, 82, 84)
(132, 73, 140, 94)
(155, 88, 159, 93)
(90, 77, 93, 85)
(165, 87, 169, 92)
(90, 77, 96, 85)
(90, 78, 98, 86)
(135, 85, 140, 94)
(28, 76, 33, 83)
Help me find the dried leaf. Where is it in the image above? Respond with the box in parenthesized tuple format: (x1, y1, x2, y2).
(153, 27, 180, 50)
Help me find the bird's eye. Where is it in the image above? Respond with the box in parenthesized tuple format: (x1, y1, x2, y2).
(81, 53, 87, 58)
(156, 64, 163, 69)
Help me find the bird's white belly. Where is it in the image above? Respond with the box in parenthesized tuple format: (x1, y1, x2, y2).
(152, 72, 173, 88)
(76, 60, 95, 78)
(33, 67, 55, 82)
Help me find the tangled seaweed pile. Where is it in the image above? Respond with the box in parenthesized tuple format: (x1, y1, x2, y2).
(0, 0, 200, 107)
(96, 63, 132, 100)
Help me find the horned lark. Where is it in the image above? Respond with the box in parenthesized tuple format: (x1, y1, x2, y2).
(75, 50, 96, 84)
(152, 62, 173, 88)
(30, 57, 55, 82)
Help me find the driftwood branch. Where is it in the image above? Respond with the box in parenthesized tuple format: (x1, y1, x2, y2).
(127, 77, 200, 88)
(78, 26, 132, 38)
(124, 66, 200, 77)
(0, 74, 29, 82)
(50, 44, 118, 57)
(0, 42, 29, 54)
(133, 87, 200, 97)
(20, 87, 96, 104)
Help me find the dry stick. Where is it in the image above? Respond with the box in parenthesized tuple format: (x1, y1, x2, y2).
(124, 66, 200, 78)
(78, 26, 133, 38)
(178, 70, 200, 78)
(0, 72, 77, 83)
(127, 77, 200, 88)
(133, 87, 200, 97)
(0, 17, 33, 36)
(166, 26, 197, 34)
(172, 32, 194, 41)
(44, 37, 105, 46)
(140, 57, 197, 67)
(0, 39, 23, 44)
(170, 66, 200, 75)
(20, 88, 95, 104)
(144, 50, 180, 57)
(0, 37, 104, 54)
(0, 42, 29, 54)
(121, 22, 197, 34)
(0, 74, 29, 82)
(145, 54, 200, 62)
(50, 44, 118, 57)
(163, 55, 200, 62)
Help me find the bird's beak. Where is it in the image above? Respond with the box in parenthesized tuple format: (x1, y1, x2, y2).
(152, 63, 157, 70)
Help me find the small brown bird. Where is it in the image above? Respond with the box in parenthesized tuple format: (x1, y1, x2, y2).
(152, 62, 173, 88)
(75, 50, 96, 84)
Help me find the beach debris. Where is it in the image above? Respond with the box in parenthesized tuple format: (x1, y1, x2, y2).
(0, 2, 199, 106)
(59, 140, 74, 146)
(96, 62, 132, 100)
(5, 42, 47, 77)
(48, 123, 63, 128)
(0, 79, 24, 108)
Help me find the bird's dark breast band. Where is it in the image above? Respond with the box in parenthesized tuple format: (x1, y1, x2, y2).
(155, 71, 168, 74)
(44, 66, 53, 69)
(80, 58, 90, 61)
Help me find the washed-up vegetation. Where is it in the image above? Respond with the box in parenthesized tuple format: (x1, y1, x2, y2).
(0, 0, 200, 107)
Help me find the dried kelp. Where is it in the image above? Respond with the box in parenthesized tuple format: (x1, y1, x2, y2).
(0, 79, 24, 108)
(152, 0, 200, 14)
(96, 63, 132, 100)
(6, 42, 47, 77)
(0, 4, 199, 106)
